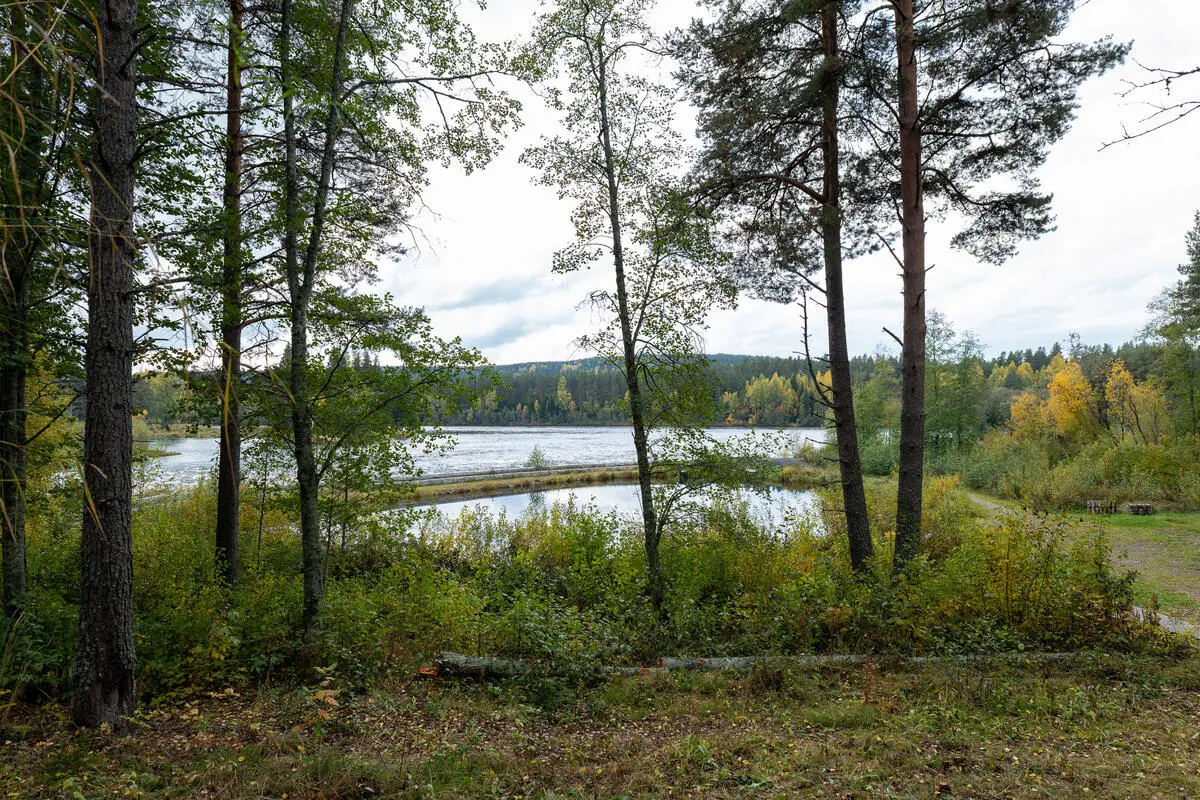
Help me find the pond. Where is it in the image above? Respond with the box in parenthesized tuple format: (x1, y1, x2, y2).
(143, 425, 827, 486)
(415, 483, 820, 531)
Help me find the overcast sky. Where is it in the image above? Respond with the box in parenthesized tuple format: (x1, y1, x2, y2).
(378, 0, 1200, 365)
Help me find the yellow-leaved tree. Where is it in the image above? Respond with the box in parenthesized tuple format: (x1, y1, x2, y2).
(1104, 360, 1168, 445)
(1008, 391, 1049, 440)
(1045, 360, 1097, 441)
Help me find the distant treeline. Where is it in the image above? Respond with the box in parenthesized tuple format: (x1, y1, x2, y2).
(443, 354, 825, 426)
(132, 341, 1166, 431)
(441, 340, 1167, 428)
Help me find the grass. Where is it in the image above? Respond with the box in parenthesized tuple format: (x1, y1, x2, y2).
(966, 492, 1200, 625)
(7, 477, 1195, 799)
(1093, 510, 1200, 624)
(3, 654, 1197, 799)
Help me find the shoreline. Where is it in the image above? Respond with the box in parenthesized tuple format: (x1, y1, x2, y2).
(406, 460, 824, 507)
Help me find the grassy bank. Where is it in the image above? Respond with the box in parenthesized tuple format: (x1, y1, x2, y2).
(1100, 510, 1200, 624)
(409, 467, 641, 504)
(407, 461, 826, 505)
(4, 653, 1197, 799)
(4, 474, 1195, 799)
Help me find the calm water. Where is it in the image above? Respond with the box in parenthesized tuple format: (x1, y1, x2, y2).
(418, 482, 819, 529)
(144, 425, 827, 486)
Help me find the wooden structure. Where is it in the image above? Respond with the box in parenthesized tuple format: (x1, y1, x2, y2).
(1086, 500, 1117, 514)
(1129, 503, 1154, 516)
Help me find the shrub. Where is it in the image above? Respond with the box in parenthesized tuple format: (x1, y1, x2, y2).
(955, 429, 1200, 511)
(5, 475, 1160, 704)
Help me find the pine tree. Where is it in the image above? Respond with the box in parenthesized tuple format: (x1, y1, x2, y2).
(72, 0, 139, 729)
(676, 0, 876, 569)
(853, 0, 1126, 568)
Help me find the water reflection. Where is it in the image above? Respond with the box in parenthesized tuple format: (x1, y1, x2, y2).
(420, 483, 819, 531)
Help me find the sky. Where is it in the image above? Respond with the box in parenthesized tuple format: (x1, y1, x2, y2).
(378, 0, 1200, 365)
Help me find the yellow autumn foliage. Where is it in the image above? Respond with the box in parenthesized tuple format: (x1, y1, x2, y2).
(1045, 360, 1095, 439)
(1008, 391, 1048, 440)
(1105, 360, 1168, 444)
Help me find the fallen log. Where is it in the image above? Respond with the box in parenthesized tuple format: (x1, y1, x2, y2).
(425, 648, 1188, 681)
(434, 652, 536, 679)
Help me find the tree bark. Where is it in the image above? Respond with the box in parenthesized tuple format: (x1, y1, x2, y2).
(0, 3, 41, 617)
(215, 0, 244, 587)
(72, 0, 138, 729)
(892, 0, 926, 571)
(595, 38, 663, 613)
(819, 0, 873, 572)
(0, 280, 28, 617)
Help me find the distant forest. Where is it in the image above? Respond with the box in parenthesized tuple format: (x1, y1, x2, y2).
(440, 341, 1162, 427)
(134, 341, 1166, 430)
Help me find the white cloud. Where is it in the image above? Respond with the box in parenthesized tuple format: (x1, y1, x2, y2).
(382, 0, 1200, 363)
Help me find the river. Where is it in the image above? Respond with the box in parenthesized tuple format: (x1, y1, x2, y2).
(143, 425, 827, 486)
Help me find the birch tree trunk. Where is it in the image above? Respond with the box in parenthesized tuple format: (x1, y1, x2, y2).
(596, 44, 663, 612)
(281, 0, 355, 634)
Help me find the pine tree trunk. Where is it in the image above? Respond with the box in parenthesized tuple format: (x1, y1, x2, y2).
(215, 0, 244, 586)
(0, 308, 28, 617)
(0, 0, 47, 618)
(596, 45, 663, 613)
(72, 0, 138, 729)
(820, 0, 873, 572)
(892, 0, 927, 570)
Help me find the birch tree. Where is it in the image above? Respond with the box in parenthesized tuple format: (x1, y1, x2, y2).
(275, 0, 519, 633)
(523, 0, 741, 612)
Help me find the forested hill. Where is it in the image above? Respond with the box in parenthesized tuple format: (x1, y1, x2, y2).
(442, 339, 1166, 428)
(446, 354, 827, 426)
(132, 340, 1165, 430)
(491, 353, 790, 375)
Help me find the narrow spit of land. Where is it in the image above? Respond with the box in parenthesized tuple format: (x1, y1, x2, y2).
(407, 457, 819, 505)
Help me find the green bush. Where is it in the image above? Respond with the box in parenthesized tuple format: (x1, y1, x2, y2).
(858, 434, 899, 476)
(954, 430, 1200, 511)
(5, 474, 1161, 704)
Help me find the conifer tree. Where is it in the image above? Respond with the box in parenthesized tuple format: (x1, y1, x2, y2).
(676, 0, 877, 570)
(854, 0, 1126, 567)
(72, 0, 140, 729)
